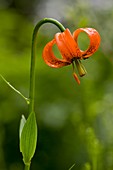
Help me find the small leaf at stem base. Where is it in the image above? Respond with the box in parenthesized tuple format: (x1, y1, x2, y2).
(19, 115, 26, 140)
(20, 112, 37, 165)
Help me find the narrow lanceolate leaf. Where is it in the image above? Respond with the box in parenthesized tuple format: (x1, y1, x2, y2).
(20, 112, 37, 164)
(0, 74, 29, 103)
(68, 164, 75, 170)
(19, 115, 26, 139)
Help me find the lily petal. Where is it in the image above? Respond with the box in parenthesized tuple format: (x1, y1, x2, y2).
(55, 29, 81, 61)
(42, 39, 70, 68)
(55, 32, 72, 61)
(73, 28, 101, 59)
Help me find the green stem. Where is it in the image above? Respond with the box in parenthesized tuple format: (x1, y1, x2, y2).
(28, 18, 65, 114)
(24, 164, 30, 170)
(0, 74, 29, 104)
(68, 164, 75, 170)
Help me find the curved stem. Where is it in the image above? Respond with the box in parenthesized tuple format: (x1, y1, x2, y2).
(28, 18, 65, 114)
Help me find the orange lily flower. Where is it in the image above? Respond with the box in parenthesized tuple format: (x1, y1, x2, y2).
(42, 28, 100, 84)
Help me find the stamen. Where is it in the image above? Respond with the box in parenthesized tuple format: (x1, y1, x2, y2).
(72, 62, 80, 84)
(73, 72, 80, 84)
(75, 59, 87, 77)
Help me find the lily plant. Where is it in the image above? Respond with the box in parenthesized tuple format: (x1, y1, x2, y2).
(0, 18, 101, 170)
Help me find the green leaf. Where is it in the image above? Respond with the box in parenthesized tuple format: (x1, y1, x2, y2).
(19, 115, 26, 139)
(20, 112, 37, 164)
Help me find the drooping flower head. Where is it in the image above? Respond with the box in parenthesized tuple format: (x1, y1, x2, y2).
(42, 28, 101, 84)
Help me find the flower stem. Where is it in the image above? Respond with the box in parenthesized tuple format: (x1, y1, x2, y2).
(24, 164, 30, 170)
(28, 18, 65, 114)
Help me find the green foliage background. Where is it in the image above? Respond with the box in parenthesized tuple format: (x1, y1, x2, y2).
(0, 0, 113, 170)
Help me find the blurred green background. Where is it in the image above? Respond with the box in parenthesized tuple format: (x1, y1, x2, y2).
(0, 0, 113, 169)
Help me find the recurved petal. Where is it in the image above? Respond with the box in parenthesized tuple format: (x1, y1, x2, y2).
(55, 29, 81, 61)
(73, 28, 101, 59)
(42, 39, 70, 68)
(55, 32, 72, 62)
